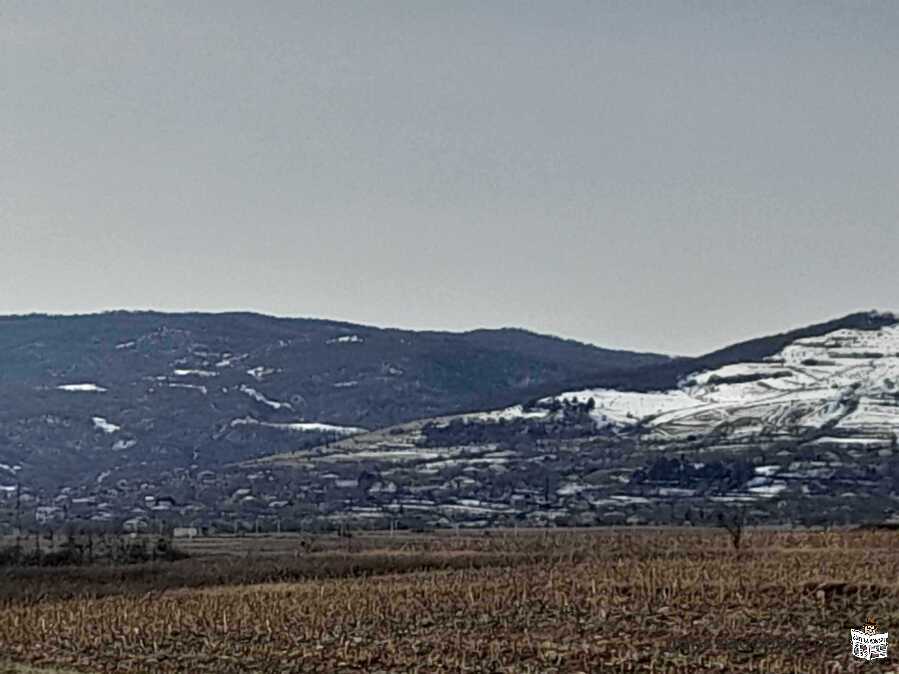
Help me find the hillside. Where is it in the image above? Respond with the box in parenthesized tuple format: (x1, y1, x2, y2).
(6, 310, 899, 534)
(0, 311, 666, 494)
(259, 311, 899, 528)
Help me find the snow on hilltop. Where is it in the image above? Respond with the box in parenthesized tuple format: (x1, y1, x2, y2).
(545, 323, 899, 439)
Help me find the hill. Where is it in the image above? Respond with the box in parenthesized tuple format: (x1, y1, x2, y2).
(0, 310, 665, 494)
(259, 311, 899, 528)
(6, 309, 899, 533)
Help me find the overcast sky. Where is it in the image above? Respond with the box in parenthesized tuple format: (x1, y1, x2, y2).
(2, 2, 897, 355)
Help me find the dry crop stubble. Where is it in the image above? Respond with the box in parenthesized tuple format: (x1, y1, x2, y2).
(0, 529, 897, 672)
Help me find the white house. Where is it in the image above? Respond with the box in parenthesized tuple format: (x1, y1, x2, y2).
(173, 526, 198, 539)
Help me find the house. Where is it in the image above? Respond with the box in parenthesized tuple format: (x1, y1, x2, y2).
(123, 517, 149, 533)
(173, 526, 198, 539)
(35, 506, 64, 524)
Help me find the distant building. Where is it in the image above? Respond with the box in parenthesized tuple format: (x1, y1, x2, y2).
(123, 517, 149, 533)
(35, 506, 64, 524)
(173, 526, 198, 539)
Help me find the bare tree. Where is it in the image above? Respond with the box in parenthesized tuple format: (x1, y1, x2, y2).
(717, 505, 748, 551)
(14, 481, 21, 556)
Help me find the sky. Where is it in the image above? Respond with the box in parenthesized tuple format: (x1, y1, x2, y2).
(2, 1, 898, 356)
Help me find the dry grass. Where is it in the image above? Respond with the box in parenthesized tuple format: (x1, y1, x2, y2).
(2, 529, 898, 672)
(0, 662, 85, 674)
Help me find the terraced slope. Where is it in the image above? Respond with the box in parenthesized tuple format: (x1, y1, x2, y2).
(258, 312, 899, 527)
(557, 316, 899, 441)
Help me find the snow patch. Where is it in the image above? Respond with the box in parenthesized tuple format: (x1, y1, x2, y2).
(92, 417, 120, 434)
(168, 383, 207, 394)
(246, 366, 276, 381)
(327, 335, 363, 344)
(466, 405, 550, 422)
(808, 436, 889, 446)
(230, 416, 365, 435)
(239, 385, 292, 410)
(554, 389, 696, 426)
(556, 483, 588, 496)
(57, 383, 107, 392)
(754, 465, 781, 477)
(747, 483, 789, 497)
(215, 353, 248, 368)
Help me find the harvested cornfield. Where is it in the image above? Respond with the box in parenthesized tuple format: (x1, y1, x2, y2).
(1, 529, 897, 673)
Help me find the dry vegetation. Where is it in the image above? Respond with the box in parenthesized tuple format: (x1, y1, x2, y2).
(1, 528, 898, 673)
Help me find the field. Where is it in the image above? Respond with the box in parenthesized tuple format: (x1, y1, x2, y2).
(1, 528, 898, 673)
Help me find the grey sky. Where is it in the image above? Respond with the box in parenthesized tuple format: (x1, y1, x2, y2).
(2, 1, 897, 355)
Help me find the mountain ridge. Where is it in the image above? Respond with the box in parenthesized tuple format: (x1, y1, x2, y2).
(0, 310, 666, 489)
(2, 309, 897, 533)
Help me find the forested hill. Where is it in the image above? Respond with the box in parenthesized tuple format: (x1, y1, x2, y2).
(0, 311, 668, 487)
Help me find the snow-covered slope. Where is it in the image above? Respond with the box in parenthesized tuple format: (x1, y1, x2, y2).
(253, 313, 899, 528)
(548, 318, 899, 441)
